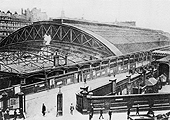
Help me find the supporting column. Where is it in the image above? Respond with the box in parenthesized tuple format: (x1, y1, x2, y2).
(2, 91, 8, 112)
(44, 71, 49, 89)
(18, 92, 24, 112)
(65, 55, 68, 65)
(57, 87, 63, 116)
(89, 64, 92, 80)
(137, 80, 141, 94)
(54, 52, 59, 66)
(81, 70, 84, 82)
(99, 61, 102, 70)
(142, 68, 146, 85)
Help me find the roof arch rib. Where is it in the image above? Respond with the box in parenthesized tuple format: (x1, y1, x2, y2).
(0, 21, 122, 57)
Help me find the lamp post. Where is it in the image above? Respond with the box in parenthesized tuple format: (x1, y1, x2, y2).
(109, 77, 117, 95)
(57, 86, 63, 116)
(126, 75, 131, 94)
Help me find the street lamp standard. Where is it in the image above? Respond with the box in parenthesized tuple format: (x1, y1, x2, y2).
(126, 75, 131, 94)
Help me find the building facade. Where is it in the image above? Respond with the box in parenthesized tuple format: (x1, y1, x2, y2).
(0, 10, 31, 41)
(25, 8, 48, 22)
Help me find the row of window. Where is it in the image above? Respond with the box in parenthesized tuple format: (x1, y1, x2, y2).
(0, 26, 21, 31)
(0, 32, 11, 36)
(0, 15, 29, 22)
(0, 22, 30, 27)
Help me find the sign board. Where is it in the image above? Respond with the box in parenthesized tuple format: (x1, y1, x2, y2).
(14, 85, 21, 94)
(9, 98, 19, 109)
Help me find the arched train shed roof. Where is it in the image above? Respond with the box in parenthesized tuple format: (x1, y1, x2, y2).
(54, 18, 170, 54)
(0, 20, 123, 57)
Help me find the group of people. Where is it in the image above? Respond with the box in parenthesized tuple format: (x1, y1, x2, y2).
(0, 108, 25, 120)
(42, 103, 75, 116)
(98, 108, 112, 120)
(0, 109, 10, 120)
(127, 104, 155, 119)
(88, 103, 112, 120)
(127, 104, 140, 119)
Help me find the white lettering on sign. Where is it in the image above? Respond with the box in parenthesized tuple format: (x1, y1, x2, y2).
(93, 71, 96, 76)
(50, 79, 55, 86)
(57, 81, 62, 85)
(39, 84, 45, 87)
(87, 74, 90, 78)
(102, 71, 105, 75)
(97, 73, 100, 76)
(67, 78, 71, 83)
(115, 98, 123, 101)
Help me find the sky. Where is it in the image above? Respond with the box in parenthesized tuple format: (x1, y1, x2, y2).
(1, 0, 170, 33)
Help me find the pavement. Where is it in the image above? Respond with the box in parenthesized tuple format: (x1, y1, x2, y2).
(23, 72, 170, 120)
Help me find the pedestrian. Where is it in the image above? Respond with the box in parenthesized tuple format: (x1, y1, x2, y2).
(147, 107, 154, 117)
(89, 112, 92, 120)
(127, 108, 130, 119)
(20, 108, 25, 119)
(136, 104, 139, 115)
(42, 103, 46, 116)
(70, 103, 74, 115)
(90, 103, 94, 118)
(84, 78, 87, 84)
(4, 109, 10, 120)
(99, 109, 104, 119)
(13, 109, 17, 120)
(108, 109, 112, 120)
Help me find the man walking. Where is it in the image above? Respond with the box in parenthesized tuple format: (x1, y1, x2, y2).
(99, 109, 104, 119)
(90, 103, 94, 118)
(70, 103, 74, 115)
(108, 109, 112, 120)
(127, 108, 130, 119)
(89, 103, 94, 120)
(136, 104, 139, 115)
(13, 109, 17, 120)
(89, 112, 93, 120)
(42, 103, 46, 116)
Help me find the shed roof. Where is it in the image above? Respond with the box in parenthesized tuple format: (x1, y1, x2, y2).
(55, 18, 170, 54)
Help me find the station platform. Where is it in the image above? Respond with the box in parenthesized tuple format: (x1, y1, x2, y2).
(24, 72, 170, 120)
